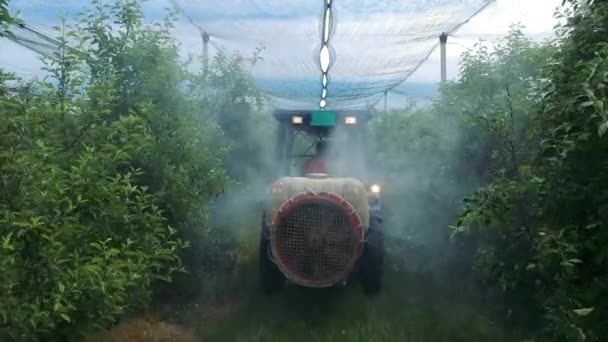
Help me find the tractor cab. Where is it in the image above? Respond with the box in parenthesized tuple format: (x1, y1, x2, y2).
(273, 109, 374, 183)
(259, 109, 385, 295)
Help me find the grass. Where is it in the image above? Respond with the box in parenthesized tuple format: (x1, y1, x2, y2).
(197, 284, 503, 342)
(177, 227, 507, 342)
(97, 211, 509, 342)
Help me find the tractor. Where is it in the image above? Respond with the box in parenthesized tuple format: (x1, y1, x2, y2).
(259, 109, 385, 295)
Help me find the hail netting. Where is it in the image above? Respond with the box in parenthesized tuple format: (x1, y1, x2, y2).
(171, 0, 495, 110)
(3, 0, 494, 109)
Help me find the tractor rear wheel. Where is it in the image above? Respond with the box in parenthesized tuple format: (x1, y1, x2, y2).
(358, 214, 385, 296)
(259, 213, 285, 295)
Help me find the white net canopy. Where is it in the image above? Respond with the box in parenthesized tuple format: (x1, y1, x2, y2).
(3, 0, 495, 110)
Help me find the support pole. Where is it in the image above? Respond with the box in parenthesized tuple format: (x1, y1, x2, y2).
(384, 90, 388, 112)
(439, 32, 448, 84)
(202, 31, 210, 74)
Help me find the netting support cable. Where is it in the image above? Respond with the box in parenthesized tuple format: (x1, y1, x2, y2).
(440, 32, 448, 83)
(381, 0, 496, 104)
(14, 23, 61, 47)
(4, 23, 61, 60)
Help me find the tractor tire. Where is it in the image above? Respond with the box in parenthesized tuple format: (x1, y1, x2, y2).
(259, 213, 285, 295)
(358, 214, 385, 296)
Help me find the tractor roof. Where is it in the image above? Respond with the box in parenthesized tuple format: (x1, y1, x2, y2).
(272, 109, 373, 124)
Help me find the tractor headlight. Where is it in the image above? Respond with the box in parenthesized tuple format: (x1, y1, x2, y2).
(292, 116, 303, 124)
(345, 116, 357, 124)
(370, 184, 381, 194)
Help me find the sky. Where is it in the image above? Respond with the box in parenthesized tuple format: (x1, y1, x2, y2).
(0, 0, 563, 107)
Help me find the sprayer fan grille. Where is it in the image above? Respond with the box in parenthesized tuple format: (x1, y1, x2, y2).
(274, 200, 360, 286)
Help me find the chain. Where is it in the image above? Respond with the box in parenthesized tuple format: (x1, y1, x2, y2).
(318, 0, 333, 109)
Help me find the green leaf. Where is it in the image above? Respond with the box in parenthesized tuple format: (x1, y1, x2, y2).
(598, 121, 608, 137)
(532, 176, 545, 183)
(573, 308, 594, 316)
(60, 313, 71, 323)
(585, 223, 599, 230)
(577, 327, 586, 342)
(1, 232, 13, 249)
(89, 242, 102, 250)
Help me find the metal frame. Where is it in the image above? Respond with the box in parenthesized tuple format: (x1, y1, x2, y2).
(273, 109, 373, 179)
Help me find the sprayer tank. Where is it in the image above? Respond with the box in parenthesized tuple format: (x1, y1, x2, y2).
(266, 176, 370, 230)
